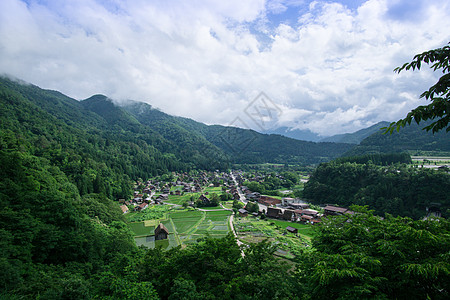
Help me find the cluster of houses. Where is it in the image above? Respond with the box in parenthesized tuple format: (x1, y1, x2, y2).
(119, 171, 240, 213)
(238, 202, 354, 226)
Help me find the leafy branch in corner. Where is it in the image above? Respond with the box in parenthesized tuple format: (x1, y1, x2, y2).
(384, 42, 450, 134)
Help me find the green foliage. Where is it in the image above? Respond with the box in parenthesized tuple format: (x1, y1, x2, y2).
(232, 199, 244, 210)
(303, 161, 450, 219)
(335, 152, 412, 165)
(245, 201, 259, 213)
(297, 207, 450, 299)
(0, 150, 136, 298)
(385, 43, 450, 133)
(139, 234, 299, 299)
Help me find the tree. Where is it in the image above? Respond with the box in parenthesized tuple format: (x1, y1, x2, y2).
(297, 206, 450, 299)
(385, 42, 450, 133)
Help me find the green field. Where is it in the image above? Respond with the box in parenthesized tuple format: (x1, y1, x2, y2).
(165, 193, 199, 205)
(129, 222, 155, 236)
(269, 219, 316, 238)
(203, 186, 223, 193)
(233, 216, 315, 258)
(130, 207, 232, 249)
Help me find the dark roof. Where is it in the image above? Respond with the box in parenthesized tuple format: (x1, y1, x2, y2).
(154, 223, 169, 235)
(267, 207, 281, 217)
(238, 208, 248, 214)
(324, 205, 348, 213)
(286, 226, 298, 233)
(302, 209, 318, 215)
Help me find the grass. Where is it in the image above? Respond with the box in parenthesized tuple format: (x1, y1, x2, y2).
(204, 186, 223, 193)
(200, 206, 225, 210)
(125, 205, 172, 222)
(268, 219, 316, 239)
(173, 220, 201, 233)
(171, 210, 203, 219)
(128, 222, 155, 237)
(128, 205, 232, 249)
(233, 217, 316, 258)
(165, 193, 199, 205)
(205, 210, 232, 216)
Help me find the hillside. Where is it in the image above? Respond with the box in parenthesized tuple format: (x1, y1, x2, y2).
(0, 76, 356, 185)
(319, 121, 390, 144)
(122, 100, 354, 165)
(344, 120, 450, 156)
(261, 126, 323, 142)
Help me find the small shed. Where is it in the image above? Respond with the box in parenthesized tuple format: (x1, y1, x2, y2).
(238, 208, 248, 217)
(154, 223, 169, 240)
(286, 226, 298, 234)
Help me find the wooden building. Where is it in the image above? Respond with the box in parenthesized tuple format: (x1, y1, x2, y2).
(238, 208, 248, 217)
(286, 226, 298, 234)
(154, 223, 169, 240)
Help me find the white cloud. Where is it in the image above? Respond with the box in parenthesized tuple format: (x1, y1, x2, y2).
(0, 0, 449, 136)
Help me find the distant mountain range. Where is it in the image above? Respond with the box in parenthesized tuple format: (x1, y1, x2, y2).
(319, 122, 391, 144)
(263, 121, 391, 144)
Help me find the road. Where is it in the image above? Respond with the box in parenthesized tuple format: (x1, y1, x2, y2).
(228, 213, 245, 257)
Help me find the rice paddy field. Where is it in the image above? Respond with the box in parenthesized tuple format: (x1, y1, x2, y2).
(127, 207, 232, 249)
(233, 216, 316, 258)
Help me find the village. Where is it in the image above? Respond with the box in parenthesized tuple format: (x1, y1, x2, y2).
(119, 170, 353, 257)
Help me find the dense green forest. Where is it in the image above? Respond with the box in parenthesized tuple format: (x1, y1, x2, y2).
(303, 155, 450, 219)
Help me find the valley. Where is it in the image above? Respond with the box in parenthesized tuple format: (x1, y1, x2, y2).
(1, 76, 449, 299)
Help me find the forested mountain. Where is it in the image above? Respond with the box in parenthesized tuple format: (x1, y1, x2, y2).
(261, 126, 323, 142)
(319, 121, 390, 144)
(345, 120, 450, 156)
(122, 100, 354, 165)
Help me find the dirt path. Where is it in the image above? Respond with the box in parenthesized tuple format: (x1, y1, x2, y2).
(229, 214, 245, 257)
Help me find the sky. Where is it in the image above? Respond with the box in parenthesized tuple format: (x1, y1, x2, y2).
(0, 0, 449, 136)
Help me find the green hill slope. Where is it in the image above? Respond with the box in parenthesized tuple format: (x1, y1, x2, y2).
(344, 121, 450, 156)
(320, 121, 390, 144)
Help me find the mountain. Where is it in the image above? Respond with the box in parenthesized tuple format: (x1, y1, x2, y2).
(121, 100, 355, 165)
(344, 120, 450, 156)
(319, 121, 390, 144)
(262, 126, 323, 142)
(0, 76, 354, 172)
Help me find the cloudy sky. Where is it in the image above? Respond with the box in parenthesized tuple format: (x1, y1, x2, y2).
(1, 0, 449, 136)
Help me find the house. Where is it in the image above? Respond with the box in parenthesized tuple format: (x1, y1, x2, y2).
(135, 202, 148, 211)
(324, 205, 353, 216)
(289, 203, 309, 210)
(246, 192, 260, 200)
(286, 226, 298, 234)
(120, 205, 129, 214)
(157, 194, 169, 201)
(267, 207, 282, 218)
(282, 209, 295, 221)
(281, 197, 296, 206)
(301, 215, 314, 222)
(301, 209, 319, 217)
(198, 194, 211, 205)
(238, 208, 248, 217)
(154, 223, 169, 240)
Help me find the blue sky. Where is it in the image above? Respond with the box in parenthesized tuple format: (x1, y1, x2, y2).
(1, 0, 449, 136)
